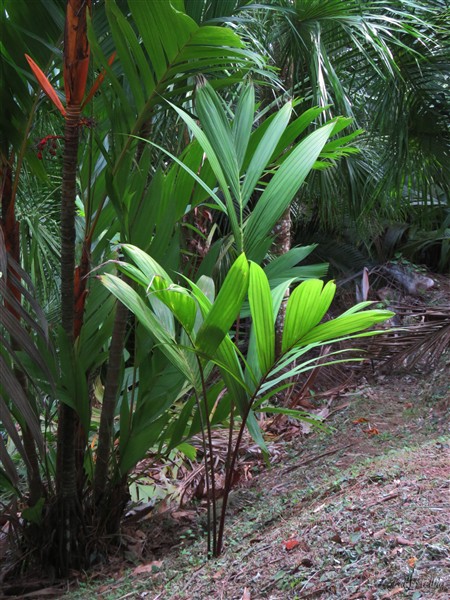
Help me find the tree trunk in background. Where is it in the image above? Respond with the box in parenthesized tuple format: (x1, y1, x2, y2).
(273, 206, 291, 358)
(93, 291, 129, 506)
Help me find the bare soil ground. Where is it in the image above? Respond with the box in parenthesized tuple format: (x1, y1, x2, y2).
(57, 350, 449, 600)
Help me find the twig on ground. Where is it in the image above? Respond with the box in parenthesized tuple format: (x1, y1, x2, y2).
(366, 492, 399, 508)
(296, 571, 319, 596)
(116, 592, 136, 600)
(282, 444, 355, 474)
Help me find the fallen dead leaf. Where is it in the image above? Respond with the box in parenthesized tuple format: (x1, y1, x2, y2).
(132, 561, 163, 576)
(363, 427, 380, 435)
(171, 510, 195, 521)
(366, 492, 399, 508)
(297, 540, 311, 552)
(241, 587, 251, 600)
(300, 421, 312, 434)
(213, 568, 225, 580)
(380, 586, 404, 599)
(283, 538, 300, 551)
(327, 401, 351, 417)
(300, 398, 317, 409)
(372, 528, 387, 539)
(314, 407, 330, 420)
(349, 588, 371, 600)
(395, 535, 415, 546)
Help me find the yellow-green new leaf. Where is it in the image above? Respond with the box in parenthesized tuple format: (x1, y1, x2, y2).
(99, 273, 195, 384)
(244, 123, 335, 256)
(248, 262, 274, 374)
(121, 244, 171, 282)
(166, 98, 241, 250)
(282, 280, 336, 353)
(195, 253, 249, 357)
(195, 80, 241, 203)
(151, 275, 197, 334)
(296, 310, 394, 348)
(232, 83, 255, 170)
(241, 102, 292, 208)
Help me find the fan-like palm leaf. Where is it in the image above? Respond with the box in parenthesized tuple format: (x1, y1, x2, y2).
(234, 1, 449, 237)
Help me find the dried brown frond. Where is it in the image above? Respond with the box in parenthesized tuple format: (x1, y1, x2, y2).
(362, 304, 450, 373)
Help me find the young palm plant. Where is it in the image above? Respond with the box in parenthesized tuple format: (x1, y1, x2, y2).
(100, 245, 393, 556)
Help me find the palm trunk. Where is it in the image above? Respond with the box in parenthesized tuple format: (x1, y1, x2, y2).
(54, 0, 91, 571)
(93, 292, 129, 505)
(54, 105, 83, 575)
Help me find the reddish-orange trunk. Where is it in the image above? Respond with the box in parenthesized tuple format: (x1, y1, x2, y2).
(64, 0, 91, 106)
(53, 0, 92, 575)
(0, 158, 20, 316)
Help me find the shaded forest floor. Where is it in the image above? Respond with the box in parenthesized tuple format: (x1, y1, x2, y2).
(58, 351, 449, 600)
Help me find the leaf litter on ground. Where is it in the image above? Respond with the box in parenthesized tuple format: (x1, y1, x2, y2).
(58, 345, 449, 600)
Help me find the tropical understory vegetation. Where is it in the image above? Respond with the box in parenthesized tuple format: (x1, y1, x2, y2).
(0, 0, 448, 583)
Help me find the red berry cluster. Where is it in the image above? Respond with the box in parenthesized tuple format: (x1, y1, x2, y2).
(36, 135, 63, 160)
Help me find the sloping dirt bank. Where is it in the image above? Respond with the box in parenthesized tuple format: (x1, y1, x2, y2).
(59, 351, 449, 600)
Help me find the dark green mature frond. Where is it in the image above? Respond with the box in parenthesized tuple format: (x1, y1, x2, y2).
(247, 0, 435, 117)
(16, 168, 61, 310)
(184, 0, 249, 24)
(0, 0, 65, 151)
(234, 0, 450, 251)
